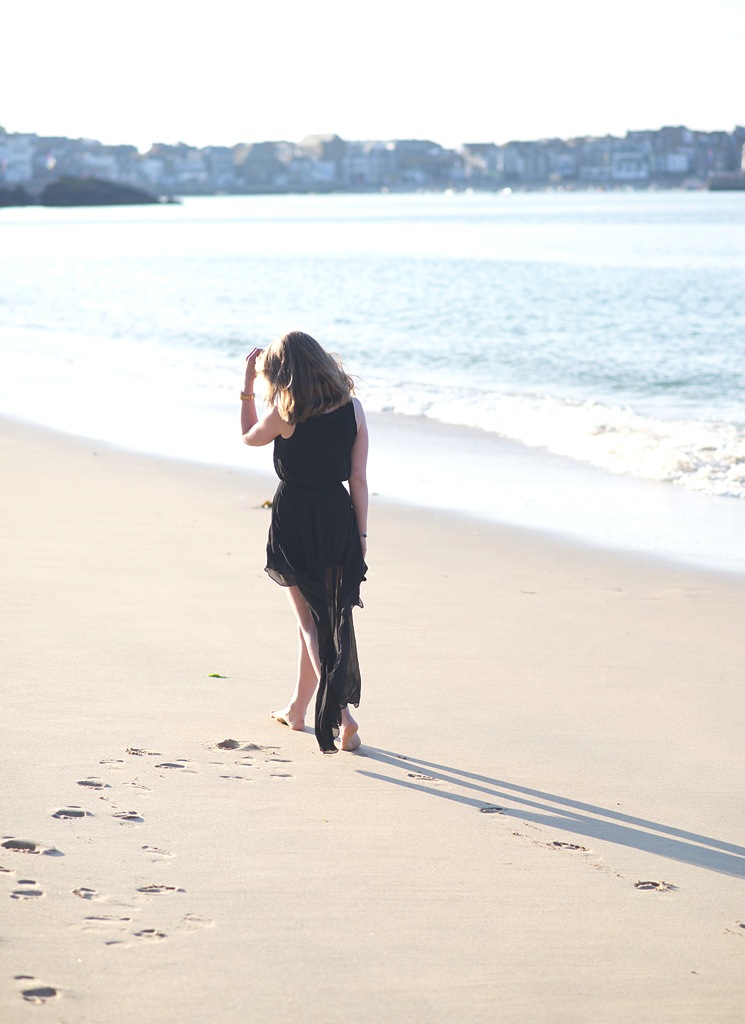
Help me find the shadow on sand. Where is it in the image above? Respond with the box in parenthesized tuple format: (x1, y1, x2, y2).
(356, 748, 745, 879)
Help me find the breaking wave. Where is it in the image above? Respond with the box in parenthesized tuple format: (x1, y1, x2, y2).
(361, 381, 745, 499)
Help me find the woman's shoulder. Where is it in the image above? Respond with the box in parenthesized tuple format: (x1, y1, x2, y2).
(333, 397, 364, 432)
(351, 396, 366, 432)
(318, 398, 359, 420)
(300, 398, 361, 428)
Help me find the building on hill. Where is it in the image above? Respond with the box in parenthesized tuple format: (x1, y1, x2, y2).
(0, 130, 36, 184)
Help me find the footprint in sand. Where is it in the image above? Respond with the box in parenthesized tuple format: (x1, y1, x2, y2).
(265, 756, 294, 778)
(549, 841, 589, 851)
(112, 811, 145, 824)
(10, 880, 45, 900)
(1, 838, 62, 857)
(72, 888, 134, 910)
(178, 914, 215, 933)
(154, 760, 194, 771)
(72, 887, 100, 901)
(80, 914, 133, 945)
(141, 845, 174, 859)
(136, 884, 185, 895)
(2, 839, 40, 855)
(52, 807, 92, 820)
(210, 740, 281, 764)
(126, 748, 162, 757)
(132, 928, 168, 941)
(634, 880, 677, 892)
(15, 978, 59, 1005)
(22, 986, 59, 1004)
(408, 772, 436, 780)
(479, 805, 506, 814)
(77, 778, 110, 791)
(100, 926, 171, 948)
(213, 741, 279, 756)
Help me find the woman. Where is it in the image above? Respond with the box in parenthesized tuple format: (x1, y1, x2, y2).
(241, 331, 368, 753)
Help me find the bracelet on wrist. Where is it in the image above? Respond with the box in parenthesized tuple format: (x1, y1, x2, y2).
(240, 392, 255, 401)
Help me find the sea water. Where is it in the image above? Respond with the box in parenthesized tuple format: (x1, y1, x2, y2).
(2, 190, 745, 572)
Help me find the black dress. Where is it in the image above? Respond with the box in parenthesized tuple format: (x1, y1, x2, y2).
(265, 401, 367, 752)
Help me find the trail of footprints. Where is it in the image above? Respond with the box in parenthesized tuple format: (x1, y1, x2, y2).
(7, 743, 736, 1005)
(2, 738, 294, 1006)
(398, 756, 686, 897)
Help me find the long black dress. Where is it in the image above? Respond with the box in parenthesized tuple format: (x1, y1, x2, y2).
(265, 401, 367, 752)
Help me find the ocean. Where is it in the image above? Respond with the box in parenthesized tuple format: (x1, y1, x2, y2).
(2, 190, 745, 573)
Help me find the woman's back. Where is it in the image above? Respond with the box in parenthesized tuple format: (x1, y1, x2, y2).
(273, 401, 357, 488)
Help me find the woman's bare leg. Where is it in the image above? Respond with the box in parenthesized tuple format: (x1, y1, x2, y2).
(270, 586, 321, 731)
(272, 585, 362, 749)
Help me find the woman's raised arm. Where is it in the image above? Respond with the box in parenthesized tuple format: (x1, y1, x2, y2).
(241, 348, 291, 446)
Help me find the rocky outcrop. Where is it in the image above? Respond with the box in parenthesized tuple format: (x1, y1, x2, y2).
(0, 185, 33, 207)
(708, 174, 745, 191)
(41, 176, 160, 206)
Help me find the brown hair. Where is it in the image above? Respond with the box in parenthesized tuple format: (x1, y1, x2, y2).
(259, 331, 355, 425)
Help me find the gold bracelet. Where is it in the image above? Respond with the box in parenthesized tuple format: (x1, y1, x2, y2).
(240, 392, 255, 401)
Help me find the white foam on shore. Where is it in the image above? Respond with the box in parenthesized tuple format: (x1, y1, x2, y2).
(364, 411, 745, 578)
(361, 382, 745, 500)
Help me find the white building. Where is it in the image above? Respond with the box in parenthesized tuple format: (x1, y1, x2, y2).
(342, 141, 396, 187)
(611, 147, 649, 182)
(0, 132, 35, 184)
(79, 152, 120, 180)
(664, 151, 692, 175)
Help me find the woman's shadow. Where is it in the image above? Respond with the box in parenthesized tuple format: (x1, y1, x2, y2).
(356, 748, 745, 879)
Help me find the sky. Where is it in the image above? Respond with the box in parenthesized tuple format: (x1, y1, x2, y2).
(2, 0, 743, 152)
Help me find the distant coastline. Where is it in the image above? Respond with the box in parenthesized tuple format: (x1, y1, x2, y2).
(2, 124, 744, 202)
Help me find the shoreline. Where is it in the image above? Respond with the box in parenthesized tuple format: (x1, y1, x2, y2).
(4, 406, 745, 580)
(366, 410, 745, 579)
(2, 414, 744, 1021)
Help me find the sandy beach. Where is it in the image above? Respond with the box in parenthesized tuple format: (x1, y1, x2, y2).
(1, 413, 744, 1023)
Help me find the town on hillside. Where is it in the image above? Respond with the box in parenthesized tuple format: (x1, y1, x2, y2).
(2, 125, 745, 197)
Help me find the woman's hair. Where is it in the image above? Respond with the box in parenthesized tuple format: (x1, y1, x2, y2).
(259, 331, 355, 424)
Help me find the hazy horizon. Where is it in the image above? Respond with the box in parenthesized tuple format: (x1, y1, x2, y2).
(3, 0, 743, 154)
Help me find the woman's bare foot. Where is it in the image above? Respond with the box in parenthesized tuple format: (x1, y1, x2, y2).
(340, 711, 361, 752)
(270, 706, 305, 731)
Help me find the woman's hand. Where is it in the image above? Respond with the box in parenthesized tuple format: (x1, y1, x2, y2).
(244, 348, 263, 386)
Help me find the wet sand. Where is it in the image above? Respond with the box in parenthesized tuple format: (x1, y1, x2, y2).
(1, 415, 744, 1023)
